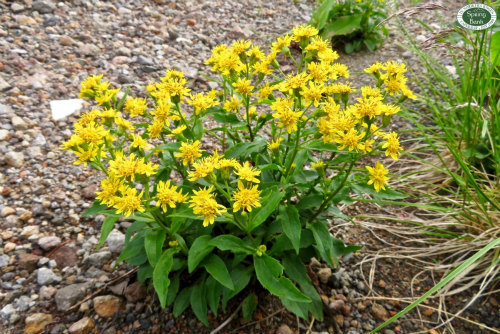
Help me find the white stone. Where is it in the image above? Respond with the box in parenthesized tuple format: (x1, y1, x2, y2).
(106, 230, 125, 253)
(50, 99, 83, 120)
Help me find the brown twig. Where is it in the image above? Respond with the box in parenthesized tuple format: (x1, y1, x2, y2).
(305, 316, 315, 334)
(230, 307, 285, 333)
(67, 267, 138, 312)
(377, 3, 447, 27)
(209, 301, 243, 334)
(46, 239, 72, 258)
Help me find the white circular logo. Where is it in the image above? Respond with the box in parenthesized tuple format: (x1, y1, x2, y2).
(457, 4, 497, 31)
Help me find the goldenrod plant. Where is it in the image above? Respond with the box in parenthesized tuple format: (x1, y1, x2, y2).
(63, 25, 413, 324)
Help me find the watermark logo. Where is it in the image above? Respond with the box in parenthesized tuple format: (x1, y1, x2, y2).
(457, 4, 496, 31)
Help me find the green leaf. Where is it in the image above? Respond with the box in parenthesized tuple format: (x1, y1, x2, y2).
(154, 142, 181, 152)
(222, 265, 253, 308)
(145, 229, 167, 267)
(303, 140, 340, 152)
(321, 14, 363, 39)
(254, 255, 311, 303)
(278, 206, 301, 254)
(280, 296, 309, 319)
(310, 0, 335, 30)
(191, 280, 209, 326)
(209, 235, 254, 254)
(332, 238, 362, 257)
(242, 293, 258, 321)
(283, 256, 323, 320)
(97, 216, 119, 249)
(212, 111, 245, 126)
(173, 287, 192, 317)
(309, 221, 335, 267)
(153, 248, 177, 308)
(363, 37, 378, 52)
(224, 138, 267, 159)
(137, 264, 153, 283)
(81, 201, 107, 217)
(188, 235, 214, 273)
(116, 86, 130, 110)
(205, 276, 222, 316)
(204, 254, 234, 290)
(167, 272, 180, 306)
(249, 187, 285, 231)
(352, 184, 407, 200)
(490, 31, 500, 66)
(296, 194, 323, 210)
(117, 231, 145, 264)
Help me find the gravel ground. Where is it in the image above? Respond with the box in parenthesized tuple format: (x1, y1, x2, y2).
(0, 0, 488, 333)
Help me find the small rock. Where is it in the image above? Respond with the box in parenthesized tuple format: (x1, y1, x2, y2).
(38, 236, 61, 250)
(0, 254, 10, 267)
(93, 295, 121, 317)
(19, 211, 32, 221)
(4, 242, 16, 253)
(378, 279, 386, 289)
(333, 314, 344, 327)
(55, 283, 89, 311)
(329, 299, 344, 313)
(0, 304, 16, 320)
(372, 303, 389, 321)
(107, 230, 125, 253)
(60, 36, 76, 46)
(276, 324, 293, 334)
(68, 317, 94, 334)
(40, 285, 57, 300)
(108, 280, 128, 295)
(18, 253, 41, 272)
(186, 19, 196, 26)
(86, 251, 112, 267)
(11, 116, 28, 130)
(21, 225, 39, 239)
(14, 295, 32, 312)
(25, 313, 53, 334)
(11, 3, 25, 12)
(36, 267, 62, 286)
(0, 129, 9, 141)
(317, 267, 332, 284)
(32, 0, 56, 13)
(26, 146, 42, 158)
(52, 246, 78, 268)
(124, 282, 146, 302)
(5, 151, 24, 168)
(82, 184, 98, 199)
(1, 207, 16, 217)
(0, 76, 11, 91)
(78, 43, 100, 57)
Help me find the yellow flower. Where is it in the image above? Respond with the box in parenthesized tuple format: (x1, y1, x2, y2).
(267, 137, 283, 150)
(354, 97, 382, 119)
(248, 46, 265, 61)
(360, 139, 375, 154)
(136, 160, 158, 177)
(272, 104, 301, 133)
(77, 109, 100, 126)
(161, 77, 191, 100)
(382, 132, 403, 160)
(188, 157, 217, 181)
(217, 158, 239, 169)
(130, 134, 150, 150)
(151, 98, 171, 123)
(402, 87, 416, 100)
(384, 74, 406, 95)
(235, 162, 261, 183)
(186, 92, 219, 115)
(162, 69, 184, 81)
(383, 61, 407, 75)
(148, 119, 165, 139)
(232, 78, 254, 95)
(124, 97, 148, 117)
(230, 40, 251, 55)
(223, 96, 242, 113)
(189, 187, 227, 227)
(271, 34, 293, 51)
(96, 174, 122, 206)
(366, 161, 389, 192)
(364, 62, 384, 74)
(337, 128, 364, 151)
(311, 160, 324, 169)
(300, 81, 325, 107)
(61, 134, 84, 150)
(305, 36, 330, 54)
(74, 121, 107, 145)
(232, 181, 261, 212)
(292, 25, 319, 41)
(155, 181, 185, 212)
(113, 186, 145, 217)
(109, 152, 139, 180)
(256, 83, 273, 101)
(175, 140, 202, 165)
(326, 82, 354, 95)
(317, 48, 339, 63)
(95, 89, 119, 105)
(73, 144, 99, 166)
(331, 63, 349, 79)
(114, 116, 134, 131)
(170, 125, 187, 135)
(279, 72, 310, 95)
(361, 86, 383, 100)
(252, 60, 274, 75)
(79, 74, 103, 98)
